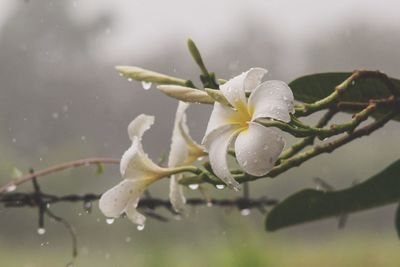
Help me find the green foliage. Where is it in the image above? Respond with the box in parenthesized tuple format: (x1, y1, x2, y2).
(395, 203, 400, 239)
(266, 159, 400, 231)
(290, 72, 400, 121)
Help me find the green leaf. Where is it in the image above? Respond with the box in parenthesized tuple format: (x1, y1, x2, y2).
(289, 72, 400, 121)
(266, 159, 400, 231)
(395, 203, 400, 239)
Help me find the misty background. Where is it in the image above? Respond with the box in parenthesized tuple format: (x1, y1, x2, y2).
(0, 0, 399, 266)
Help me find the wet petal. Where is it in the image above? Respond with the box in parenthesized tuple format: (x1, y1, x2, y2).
(169, 174, 186, 212)
(127, 114, 155, 141)
(120, 137, 167, 180)
(99, 179, 148, 219)
(235, 122, 284, 176)
(169, 102, 203, 167)
(243, 68, 268, 92)
(203, 103, 240, 143)
(206, 125, 242, 190)
(249, 80, 294, 122)
(251, 99, 291, 122)
(125, 197, 146, 225)
(219, 71, 247, 109)
(168, 102, 202, 212)
(219, 68, 268, 108)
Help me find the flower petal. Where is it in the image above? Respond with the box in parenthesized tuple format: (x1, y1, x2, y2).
(249, 80, 294, 122)
(243, 68, 268, 92)
(99, 179, 148, 219)
(120, 137, 167, 180)
(168, 102, 200, 212)
(203, 103, 240, 143)
(251, 99, 291, 122)
(219, 68, 268, 108)
(127, 114, 155, 141)
(235, 122, 284, 176)
(206, 125, 242, 190)
(125, 197, 146, 225)
(169, 174, 186, 212)
(169, 102, 203, 167)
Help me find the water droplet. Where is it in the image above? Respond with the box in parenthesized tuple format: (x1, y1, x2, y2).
(206, 201, 213, 207)
(216, 184, 225, 190)
(136, 224, 145, 231)
(106, 218, 115, 224)
(46, 203, 51, 208)
(127, 78, 133, 82)
(119, 73, 123, 77)
(351, 80, 356, 86)
(125, 236, 132, 243)
(84, 202, 92, 213)
(197, 156, 204, 161)
(240, 209, 251, 216)
(141, 81, 152, 90)
(189, 184, 199, 190)
(37, 228, 46, 235)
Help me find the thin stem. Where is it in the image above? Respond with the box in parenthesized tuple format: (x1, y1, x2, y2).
(279, 109, 337, 160)
(0, 158, 120, 194)
(294, 70, 400, 117)
(251, 110, 397, 182)
(180, 110, 397, 185)
(258, 102, 378, 139)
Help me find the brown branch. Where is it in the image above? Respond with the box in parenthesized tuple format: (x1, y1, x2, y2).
(0, 158, 119, 194)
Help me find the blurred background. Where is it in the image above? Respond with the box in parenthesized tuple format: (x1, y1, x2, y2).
(0, 0, 400, 266)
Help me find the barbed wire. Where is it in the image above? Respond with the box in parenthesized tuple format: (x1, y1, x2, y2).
(0, 171, 278, 266)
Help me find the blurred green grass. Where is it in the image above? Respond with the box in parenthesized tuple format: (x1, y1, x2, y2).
(2, 232, 400, 267)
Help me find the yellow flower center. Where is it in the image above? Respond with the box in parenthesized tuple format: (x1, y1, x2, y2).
(227, 100, 253, 131)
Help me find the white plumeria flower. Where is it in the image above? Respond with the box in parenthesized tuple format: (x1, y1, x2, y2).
(168, 101, 205, 212)
(99, 105, 204, 225)
(202, 68, 294, 190)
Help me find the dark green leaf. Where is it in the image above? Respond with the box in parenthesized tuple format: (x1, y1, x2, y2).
(395, 202, 400, 239)
(289, 72, 400, 121)
(266, 159, 400, 231)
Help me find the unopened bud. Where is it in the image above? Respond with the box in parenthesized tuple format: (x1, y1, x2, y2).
(205, 88, 231, 107)
(157, 85, 214, 104)
(115, 66, 189, 86)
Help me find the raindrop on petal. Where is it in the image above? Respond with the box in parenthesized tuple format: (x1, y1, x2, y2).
(137, 224, 145, 231)
(127, 78, 133, 82)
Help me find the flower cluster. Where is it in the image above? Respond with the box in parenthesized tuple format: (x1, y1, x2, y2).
(99, 68, 294, 226)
